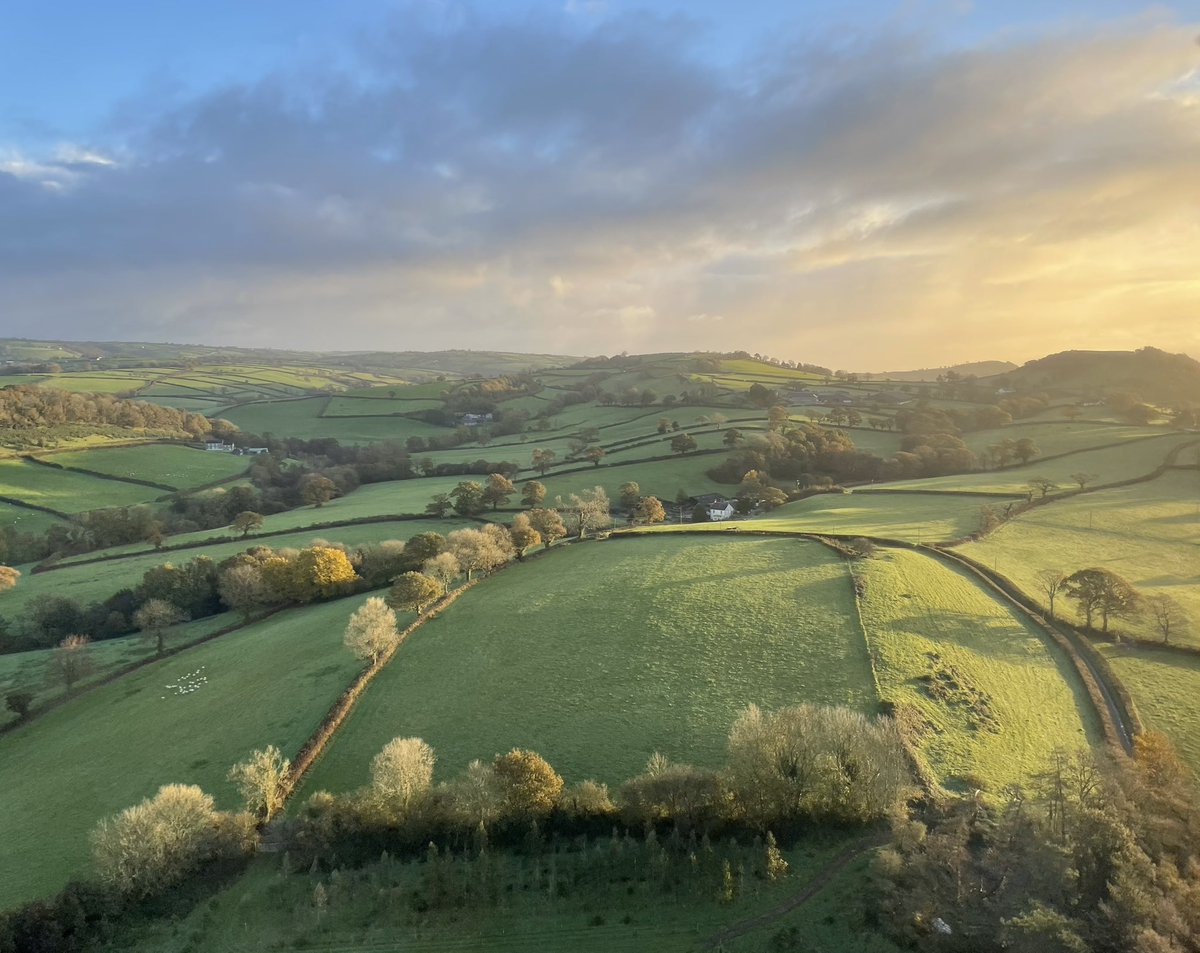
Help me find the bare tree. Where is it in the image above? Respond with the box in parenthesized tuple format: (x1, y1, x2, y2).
(1035, 569, 1068, 621)
(1069, 472, 1099, 490)
(51, 634, 95, 693)
(1146, 594, 1190, 645)
(1026, 477, 1058, 499)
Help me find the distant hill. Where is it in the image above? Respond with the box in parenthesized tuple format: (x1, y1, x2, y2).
(869, 360, 1018, 381)
(997, 347, 1200, 406)
(0, 338, 577, 378)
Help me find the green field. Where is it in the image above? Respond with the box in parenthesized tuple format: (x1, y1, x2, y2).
(0, 500, 68, 536)
(0, 597, 378, 909)
(222, 397, 449, 443)
(960, 421, 1167, 458)
(0, 614, 232, 728)
(0, 458, 164, 519)
(298, 536, 876, 797)
(3, 518, 473, 615)
(856, 549, 1101, 791)
(42, 444, 249, 490)
(647, 490, 1008, 542)
(322, 396, 446, 416)
(959, 468, 1200, 644)
(1101, 645, 1200, 772)
(873, 432, 1194, 495)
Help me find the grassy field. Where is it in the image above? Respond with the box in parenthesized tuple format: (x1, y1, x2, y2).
(644, 490, 1009, 542)
(222, 397, 448, 443)
(959, 468, 1200, 645)
(322, 396, 446, 416)
(856, 549, 1101, 792)
(3, 519, 473, 615)
(960, 421, 1167, 457)
(42, 444, 249, 490)
(0, 500, 68, 536)
(298, 536, 876, 797)
(0, 596, 377, 909)
(1101, 645, 1200, 772)
(0, 458, 164, 519)
(108, 831, 898, 953)
(0, 615, 232, 728)
(873, 432, 1194, 495)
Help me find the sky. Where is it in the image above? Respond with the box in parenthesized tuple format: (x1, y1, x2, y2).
(2, 1, 1199, 369)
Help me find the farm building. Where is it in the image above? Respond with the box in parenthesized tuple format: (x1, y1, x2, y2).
(691, 493, 736, 521)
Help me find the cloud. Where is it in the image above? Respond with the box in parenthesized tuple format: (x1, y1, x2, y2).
(1, 7, 1198, 367)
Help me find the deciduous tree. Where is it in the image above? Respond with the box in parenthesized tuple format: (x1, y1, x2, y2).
(491, 749, 563, 819)
(291, 546, 357, 601)
(369, 737, 435, 816)
(520, 480, 546, 508)
(619, 481, 641, 511)
(633, 496, 666, 525)
(134, 599, 188, 656)
(1034, 569, 1068, 621)
(1146, 594, 1190, 645)
(230, 511, 264, 538)
(450, 480, 486, 516)
(482, 473, 515, 511)
(508, 513, 541, 557)
(527, 508, 566, 548)
(670, 433, 698, 455)
(386, 572, 445, 613)
(565, 486, 612, 538)
(1014, 438, 1040, 464)
(228, 746, 290, 820)
(0, 566, 17, 592)
(299, 474, 338, 508)
(343, 597, 398, 664)
(531, 448, 557, 476)
(218, 564, 268, 621)
(4, 689, 33, 721)
(1026, 477, 1058, 499)
(91, 784, 253, 897)
(422, 551, 460, 588)
(1064, 567, 1140, 633)
(52, 634, 95, 693)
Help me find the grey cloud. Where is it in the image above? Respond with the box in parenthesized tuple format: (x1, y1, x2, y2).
(1, 8, 1198, 365)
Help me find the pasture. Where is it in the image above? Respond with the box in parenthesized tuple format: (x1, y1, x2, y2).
(0, 457, 164, 521)
(221, 397, 448, 443)
(658, 490, 1010, 542)
(873, 432, 1194, 495)
(0, 596, 375, 909)
(856, 549, 1100, 792)
(0, 501, 67, 536)
(959, 468, 1200, 645)
(1101, 645, 1200, 773)
(0, 614, 231, 728)
(42, 443, 249, 490)
(297, 536, 875, 796)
